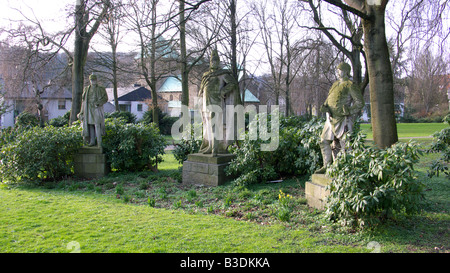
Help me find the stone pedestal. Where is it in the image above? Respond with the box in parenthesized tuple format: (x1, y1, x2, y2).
(74, 146, 109, 179)
(305, 174, 332, 210)
(182, 153, 235, 187)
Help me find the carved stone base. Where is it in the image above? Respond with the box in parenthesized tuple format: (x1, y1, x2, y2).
(182, 153, 235, 187)
(74, 146, 109, 179)
(305, 174, 332, 210)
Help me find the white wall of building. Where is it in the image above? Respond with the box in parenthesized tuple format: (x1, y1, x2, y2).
(116, 101, 148, 121)
(1, 98, 72, 128)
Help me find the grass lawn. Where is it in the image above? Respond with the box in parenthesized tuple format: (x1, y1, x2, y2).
(0, 126, 449, 254)
(361, 123, 448, 140)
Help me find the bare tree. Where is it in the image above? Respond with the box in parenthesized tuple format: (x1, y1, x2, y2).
(408, 48, 449, 116)
(252, 0, 306, 115)
(302, 0, 366, 93)
(177, 0, 216, 108)
(97, 0, 127, 111)
(126, 0, 179, 127)
(0, 24, 71, 126)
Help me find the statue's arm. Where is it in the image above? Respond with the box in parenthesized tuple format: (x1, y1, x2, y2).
(349, 85, 364, 115)
(220, 73, 235, 97)
(97, 87, 108, 107)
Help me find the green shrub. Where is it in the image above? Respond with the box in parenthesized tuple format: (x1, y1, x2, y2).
(226, 115, 323, 187)
(427, 114, 450, 178)
(49, 111, 71, 127)
(0, 125, 83, 183)
(15, 111, 39, 127)
(173, 124, 202, 164)
(102, 118, 166, 172)
(105, 111, 137, 124)
(141, 108, 178, 135)
(0, 126, 25, 148)
(326, 134, 425, 228)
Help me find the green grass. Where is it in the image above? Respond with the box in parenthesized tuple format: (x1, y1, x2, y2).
(0, 142, 448, 253)
(361, 123, 448, 140)
(0, 182, 363, 253)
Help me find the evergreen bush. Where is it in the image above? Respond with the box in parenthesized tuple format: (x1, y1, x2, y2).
(226, 115, 324, 187)
(427, 114, 450, 178)
(326, 131, 425, 228)
(15, 111, 39, 127)
(105, 111, 137, 124)
(0, 125, 83, 183)
(172, 123, 202, 164)
(141, 108, 177, 135)
(49, 111, 70, 127)
(102, 118, 166, 172)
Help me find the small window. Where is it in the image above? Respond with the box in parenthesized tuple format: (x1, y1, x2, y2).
(137, 104, 143, 112)
(169, 95, 173, 101)
(119, 104, 131, 112)
(58, 99, 66, 110)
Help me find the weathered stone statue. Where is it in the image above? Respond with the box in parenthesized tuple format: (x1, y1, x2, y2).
(198, 49, 235, 156)
(315, 62, 364, 174)
(78, 73, 108, 147)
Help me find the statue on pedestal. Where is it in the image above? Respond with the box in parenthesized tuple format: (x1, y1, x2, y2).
(315, 62, 364, 174)
(78, 73, 108, 147)
(198, 49, 236, 156)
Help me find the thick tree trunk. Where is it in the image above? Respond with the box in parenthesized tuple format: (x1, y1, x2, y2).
(363, 7, 398, 148)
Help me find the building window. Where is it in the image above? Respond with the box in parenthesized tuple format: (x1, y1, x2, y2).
(58, 99, 66, 110)
(137, 104, 143, 112)
(169, 95, 173, 101)
(119, 104, 131, 112)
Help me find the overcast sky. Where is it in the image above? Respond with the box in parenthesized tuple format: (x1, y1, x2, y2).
(0, 0, 72, 31)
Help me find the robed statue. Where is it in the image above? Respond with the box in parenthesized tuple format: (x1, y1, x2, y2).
(78, 73, 108, 147)
(198, 49, 236, 156)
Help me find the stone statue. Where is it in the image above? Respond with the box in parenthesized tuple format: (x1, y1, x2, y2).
(315, 62, 364, 174)
(78, 73, 108, 147)
(198, 49, 235, 156)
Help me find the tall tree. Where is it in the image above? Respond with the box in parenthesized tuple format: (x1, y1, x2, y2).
(126, 0, 179, 126)
(70, 0, 110, 124)
(99, 0, 126, 112)
(408, 48, 449, 115)
(253, 0, 304, 115)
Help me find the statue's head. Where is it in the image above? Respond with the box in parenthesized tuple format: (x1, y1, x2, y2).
(337, 62, 351, 79)
(210, 49, 220, 70)
(89, 73, 98, 83)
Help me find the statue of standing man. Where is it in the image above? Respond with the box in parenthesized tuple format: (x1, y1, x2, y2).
(198, 49, 235, 156)
(78, 73, 108, 147)
(315, 62, 364, 174)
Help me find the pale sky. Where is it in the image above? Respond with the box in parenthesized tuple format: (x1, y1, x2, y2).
(0, 0, 72, 32)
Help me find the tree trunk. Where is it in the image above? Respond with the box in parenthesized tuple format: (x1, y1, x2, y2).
(150, 2, 159, 126)
(363, 7, 398, 148)
(70, 1, 87, 124)
(230, 0, 242, 106)
(70, 0, 109, 124)
(179, 0, 189, 108)
(112, 43, 120, 112)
